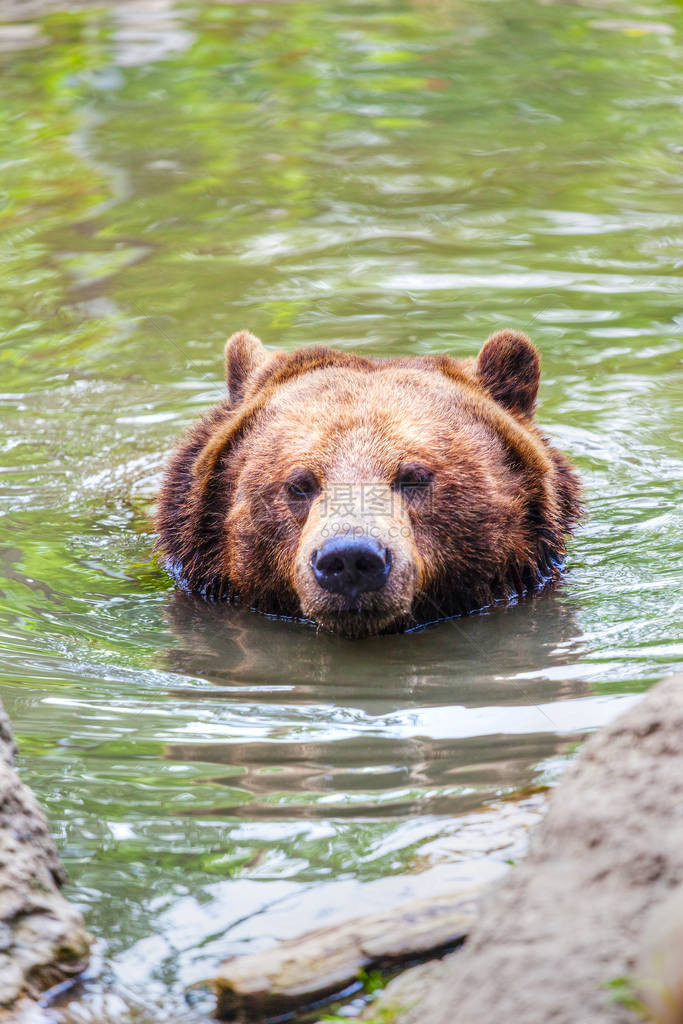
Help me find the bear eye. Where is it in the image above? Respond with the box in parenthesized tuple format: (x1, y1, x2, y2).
(285, 469, 320, 503)
(393, 463, 434, 497)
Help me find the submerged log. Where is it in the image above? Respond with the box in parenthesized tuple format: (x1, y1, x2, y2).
(0, 699, 91, 1012)
(210, 887, 480, 1021)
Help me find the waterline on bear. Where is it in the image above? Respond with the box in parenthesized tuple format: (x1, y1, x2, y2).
(156, 329, 581, 639)
(162, 552, 568, 638)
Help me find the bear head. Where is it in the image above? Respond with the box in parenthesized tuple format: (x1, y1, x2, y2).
(156, 330, 580, 638)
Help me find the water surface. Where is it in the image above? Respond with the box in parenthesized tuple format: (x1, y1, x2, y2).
(0, 0, 681, 1019)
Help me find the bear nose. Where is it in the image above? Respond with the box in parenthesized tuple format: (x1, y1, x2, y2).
(310, 535, 392, 599)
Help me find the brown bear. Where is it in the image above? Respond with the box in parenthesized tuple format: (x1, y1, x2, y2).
(156, 330, 580, 638)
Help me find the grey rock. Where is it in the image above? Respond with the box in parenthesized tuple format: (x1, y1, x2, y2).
(636, 881, 683, 1024)
(367, 672, 683, 1024)
(0, 700, 90, 1010)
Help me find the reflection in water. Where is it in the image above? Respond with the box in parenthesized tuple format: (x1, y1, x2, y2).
(162, 588, 589, 705)
(159, 591, 626, 824)
(0, 0, 681, 1019)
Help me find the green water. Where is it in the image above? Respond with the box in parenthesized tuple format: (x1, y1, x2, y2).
(0, 0, 681, 1019)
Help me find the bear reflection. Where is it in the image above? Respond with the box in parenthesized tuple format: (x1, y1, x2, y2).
(160, 590, 589, 821)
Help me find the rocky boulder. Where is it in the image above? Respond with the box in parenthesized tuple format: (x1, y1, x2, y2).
(368, 672, 683, 1024)
(0, 699, 90, 1011)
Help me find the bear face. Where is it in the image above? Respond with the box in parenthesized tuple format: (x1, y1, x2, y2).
(156, 330, 580, 638)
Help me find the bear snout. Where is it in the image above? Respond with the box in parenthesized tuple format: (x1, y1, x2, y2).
(310, 535, 392, 601)
(292, 479, 420, 635)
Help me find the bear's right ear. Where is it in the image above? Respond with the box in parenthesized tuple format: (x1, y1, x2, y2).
(475, 329, 540, 418)
(225, 330, 270, 404)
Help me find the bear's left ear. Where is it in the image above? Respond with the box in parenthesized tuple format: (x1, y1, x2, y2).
(225, 330, 270, 404)
(475, 330, 540, 418)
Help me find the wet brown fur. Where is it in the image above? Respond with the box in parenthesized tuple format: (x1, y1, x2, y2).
(156, 330, 581, 637)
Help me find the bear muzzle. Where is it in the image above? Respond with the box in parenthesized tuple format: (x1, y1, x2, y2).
(310, 535, 393, 602)
(295, 522, 419, 638)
